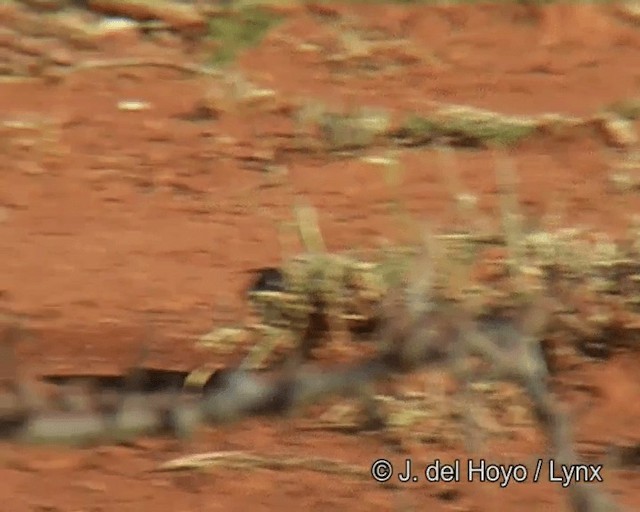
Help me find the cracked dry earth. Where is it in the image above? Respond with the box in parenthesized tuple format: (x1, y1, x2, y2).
(1, 3, 640, 512)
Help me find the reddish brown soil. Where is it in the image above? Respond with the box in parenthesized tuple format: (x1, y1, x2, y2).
(1, 3, 640, 511)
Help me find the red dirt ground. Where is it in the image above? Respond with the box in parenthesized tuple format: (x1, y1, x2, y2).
(1, 3, 640, 511)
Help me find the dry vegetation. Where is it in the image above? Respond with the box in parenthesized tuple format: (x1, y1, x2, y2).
(3, 147, 640, 510)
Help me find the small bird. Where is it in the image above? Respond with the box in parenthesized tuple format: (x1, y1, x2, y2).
(245, 267, 284, 296)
